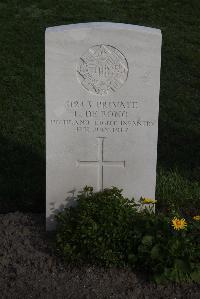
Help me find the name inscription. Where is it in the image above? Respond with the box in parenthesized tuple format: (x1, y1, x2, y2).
(50, 99, 155, 133)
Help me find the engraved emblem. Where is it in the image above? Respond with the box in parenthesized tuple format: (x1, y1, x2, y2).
(77, 45, 129, 95)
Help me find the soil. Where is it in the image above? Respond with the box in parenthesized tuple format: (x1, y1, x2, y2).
(0, 212, 199, 299)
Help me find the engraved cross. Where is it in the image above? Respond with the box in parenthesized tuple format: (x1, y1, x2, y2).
(76, 137, 125, 191)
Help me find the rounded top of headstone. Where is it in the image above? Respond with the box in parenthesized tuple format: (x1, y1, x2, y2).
(46, 22, 161, 36)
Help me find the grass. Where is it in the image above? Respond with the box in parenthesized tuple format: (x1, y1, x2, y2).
(156, 167, 200, 214)
(0, 0, 199, 212)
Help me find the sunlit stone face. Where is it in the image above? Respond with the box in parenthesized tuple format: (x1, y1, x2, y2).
(45, 22, 162, 230)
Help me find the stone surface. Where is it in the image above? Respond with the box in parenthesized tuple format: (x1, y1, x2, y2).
(46, 22, 162, 230)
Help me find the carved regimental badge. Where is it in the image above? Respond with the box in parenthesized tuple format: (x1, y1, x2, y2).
(77, 45, 128, 95)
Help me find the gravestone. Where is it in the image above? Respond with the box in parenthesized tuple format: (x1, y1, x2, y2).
(46, 22, 162, 230)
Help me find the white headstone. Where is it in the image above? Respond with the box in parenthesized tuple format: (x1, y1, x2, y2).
(46, 22, 162, 230)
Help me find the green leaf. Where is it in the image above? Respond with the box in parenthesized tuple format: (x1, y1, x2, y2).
(190, 270, 200, 283)
(141, 235, 153, 247)
(150, 244, 161, 260)
(128, 254, 137, 264)
(174, 259, 190, 273)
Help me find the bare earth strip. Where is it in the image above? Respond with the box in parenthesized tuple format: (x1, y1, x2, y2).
(0, 212, 199, 299)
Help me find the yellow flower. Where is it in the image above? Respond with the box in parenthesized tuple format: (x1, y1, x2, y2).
(171, 217, 187, 230)
(193, 215, 200, 221)
(142, 198, 157, 204)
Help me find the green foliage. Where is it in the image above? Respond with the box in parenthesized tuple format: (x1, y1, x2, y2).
(55, 186, 200, 283)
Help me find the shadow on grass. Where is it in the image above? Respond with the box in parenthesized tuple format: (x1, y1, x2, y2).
(46, 189, 78, 231)
(157, 116, 200, 182)
(0, 135, 45, 213)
